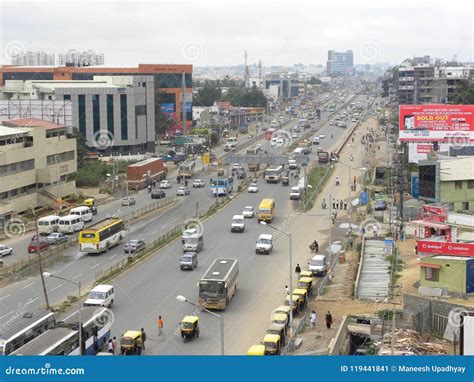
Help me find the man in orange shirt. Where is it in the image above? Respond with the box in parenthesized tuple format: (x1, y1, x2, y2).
(157, 316, 164, 336)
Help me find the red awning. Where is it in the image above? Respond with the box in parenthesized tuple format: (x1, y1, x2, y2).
(418, 262, 442, 269)
(411, 220, 450, 230)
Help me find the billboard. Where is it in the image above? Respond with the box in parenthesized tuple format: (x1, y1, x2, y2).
(160, 103, 175, 113)
(417, 240, 474, 257)
(399, 105, 474, 142)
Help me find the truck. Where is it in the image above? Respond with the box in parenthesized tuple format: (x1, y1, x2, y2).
(178, 160, 196, 178)
(318, 151, 329, 164)
(127, 158, 166, 190)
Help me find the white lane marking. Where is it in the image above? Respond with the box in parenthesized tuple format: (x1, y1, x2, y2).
(64, 262, 74, 268)
(0, 294, 11, 301)
(30, 297, 39, 303)
(109, 254, 117, 259)
(0, 310, 14, 320)
(51, 284, 63, 291)
(90, 263, 101, 269)
(72, 273, 82, 280)
(21, 282, 35, 290)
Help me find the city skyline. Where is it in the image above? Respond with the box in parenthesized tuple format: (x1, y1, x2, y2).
(1, 0, 472, 67)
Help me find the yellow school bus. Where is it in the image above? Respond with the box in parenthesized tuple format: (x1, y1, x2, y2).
(257, 198, 275, 223)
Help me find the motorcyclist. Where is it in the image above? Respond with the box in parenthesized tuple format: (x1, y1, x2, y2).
(335, 177, 340, 186)
(313, 240, 319, 252)
(147, 185, 152, 193)
(321, 199, 326, 209)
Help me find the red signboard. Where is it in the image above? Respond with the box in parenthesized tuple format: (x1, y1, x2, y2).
(399, 105, 474, 142)
(417, 240, 474, 257)
(416, 144, 433, 154)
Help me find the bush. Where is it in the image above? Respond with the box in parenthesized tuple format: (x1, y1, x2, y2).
(73, 160, 112, 187)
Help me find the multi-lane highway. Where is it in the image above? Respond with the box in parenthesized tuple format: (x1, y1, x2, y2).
(0, 91, 371, 354)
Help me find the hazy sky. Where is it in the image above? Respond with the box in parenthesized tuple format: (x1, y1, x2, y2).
(1, 0, 472, 67)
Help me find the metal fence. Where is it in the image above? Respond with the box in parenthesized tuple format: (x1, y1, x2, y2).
(282, 313, 308, 355)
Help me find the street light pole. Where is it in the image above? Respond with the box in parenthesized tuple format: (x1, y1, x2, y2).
(176, 295, 224, 355)
(32, 209, 50, 310)
(43, 273, 82, 355)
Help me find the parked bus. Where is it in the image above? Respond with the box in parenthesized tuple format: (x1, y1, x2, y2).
(0, 310, 56, 355)
(70, 206, 93, 223)
(11, 307, 111, 356)
(264, 166, 283, 183)
(37, 215, 60, 235)
(257, 198, 276, 223)
(178, 160, 196, 179)
(210, 177, 234, 196)
(199, 258, 239, 310)
(57, 215, 84, 234)
(78, 218, 125, 254)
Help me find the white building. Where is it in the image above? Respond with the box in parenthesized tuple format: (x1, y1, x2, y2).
(58, 50, 105, 66)
(10, 51, 55, 66)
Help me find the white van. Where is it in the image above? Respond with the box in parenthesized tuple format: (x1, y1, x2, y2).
(57, 215, 84, 234)
(84, 285, 115, 308)
(37, 215, 60, 235)
(293, 147, 304, 155)
(70, 206, 93, 223)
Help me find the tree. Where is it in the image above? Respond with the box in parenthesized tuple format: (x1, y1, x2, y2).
(194, 80, 222, 106)
(72, 128, 89, 165)
(451, 81, 474, 105)
(154, 105, 175, 138)
(221, 85, 267, 108)
(307, 77, 322, 85)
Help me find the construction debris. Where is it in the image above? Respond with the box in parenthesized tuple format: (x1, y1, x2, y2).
(375, 328, 447, 355)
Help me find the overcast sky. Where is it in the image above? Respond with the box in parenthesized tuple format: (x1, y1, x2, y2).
(1, 0, 472, 67)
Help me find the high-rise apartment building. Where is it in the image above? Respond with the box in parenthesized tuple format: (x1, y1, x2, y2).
(58, 50, 105, 67)
(326, 50, 354, 75)
(10, 51, 55, 66)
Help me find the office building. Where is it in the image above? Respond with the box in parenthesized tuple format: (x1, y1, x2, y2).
(263, 72, 299, 99)
(1, 76, 155, 154)
(0, 118, 77, 220)
(326, 50, 354, 76)
(0, 64, 193, 137)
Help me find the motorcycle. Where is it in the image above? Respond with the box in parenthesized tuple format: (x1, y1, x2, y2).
(321, 201, 326, 209)
(309, 242, 319, 253)
(148, 185, 152, 193)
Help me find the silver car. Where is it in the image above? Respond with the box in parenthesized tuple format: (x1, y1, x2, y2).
(0, 245, 13, 257)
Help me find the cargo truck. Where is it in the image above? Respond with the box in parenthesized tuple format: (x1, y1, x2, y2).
(127, 158, 166, 189)
(318, 151, 329, 163)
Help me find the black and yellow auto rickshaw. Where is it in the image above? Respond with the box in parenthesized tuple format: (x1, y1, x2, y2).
(84, 198, 98, 215)
(285, 294, 300, 315)
(179, 316, 200, 342)
(300, 270, 313, 279)
(120, 330, 142, 355)
(267, 323, 286, 346)
(271, 312, 288, 328)
(274, 305, 292, 325)
(247, 344, 265, 356)
(292, 288, 308, 310)
(262, 334, 281, 355)
(297, 276, 313, 296)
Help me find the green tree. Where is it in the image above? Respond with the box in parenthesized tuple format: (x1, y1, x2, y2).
(194, 80, 222, 106)
(451, 81, 474, 104)
(308, 77, 322, 85)
(221, 85, 267, 108)
(72, 128, 89, 166)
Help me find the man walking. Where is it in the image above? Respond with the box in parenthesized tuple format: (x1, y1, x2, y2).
(339, 199, 343, 210)
(325, 311, 333, 329)
(141, 328, 147, 350)
(285, 285, 290, 295)
(157, 316, 164, 336)
(332, 199, 336, 210)
(310, 310, 317, 328)
(344, 199, 348, 210)
(295, 263, 301, 279)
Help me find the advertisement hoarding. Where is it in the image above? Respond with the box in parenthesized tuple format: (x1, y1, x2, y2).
(417, 240, 474, 257)
(399, 104, 474, 142)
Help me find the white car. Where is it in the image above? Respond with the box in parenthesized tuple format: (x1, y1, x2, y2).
(329, 121, 334, 125)
(121, 196, 136, 206)
(231, 215, 245, 233)
(181, 228, 198, 243)
(248, 181, 259, 193)
(0, 244, 13, 257)
(192, 179, 205, 188)
(312, 137, 320, 145)
(176, 186, 190, 196)
(256, 233, 273, 255)
(319, 134, 326, 139)
(291, 132, 298, 139)
(159, 180, 172, 189)
(242, 206, 254, 218)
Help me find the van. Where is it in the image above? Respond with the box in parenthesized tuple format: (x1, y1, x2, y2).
(293, 147, 304, 155)
(57, 215, 84, 234)
(290, 186, 302, 200)
(231, 215, 245, 233)
(84, 284, 115, 308)
(70, 206, 93, 223)
(257, 199, 275, 223)
(180, 252, 198, 270)
(37, 215, 60, 235)
(256, 233, 273, 255)
(308, 254, 328, 276)
(183, 233, 204, 253)
(227, 137, 238, 148)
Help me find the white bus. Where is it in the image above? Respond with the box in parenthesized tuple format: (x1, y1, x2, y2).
(70, 206, 93, 223)
(37, 215, 60, 235)
(178, 160, 196, 178)
(199, 258, 239, 310)
(57, 215, 84, 234)
(264, 165, 284, 183)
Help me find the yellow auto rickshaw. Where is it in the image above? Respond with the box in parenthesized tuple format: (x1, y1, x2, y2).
(247, 344, 265, 356)
(292, 288, 308, 310)
(285, 294, 300, 315)
(300, 270, 313, 278)
(179, 316, 200, 342)
(271, 312, 288, 328)
(274, 305, 292, 323)
(297, 276, 313, 296)
(262, 333, 281, 355)
(267, 323, 286, 346)
(120, 330, 142, 355)
(84, 198, 98, 215)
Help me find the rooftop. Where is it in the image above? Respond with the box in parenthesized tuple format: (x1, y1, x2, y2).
(0, 125, 28, 137)
(3, 118, 65, 130)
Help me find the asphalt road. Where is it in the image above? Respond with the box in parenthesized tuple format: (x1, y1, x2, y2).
(0, 92, 340, 321)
